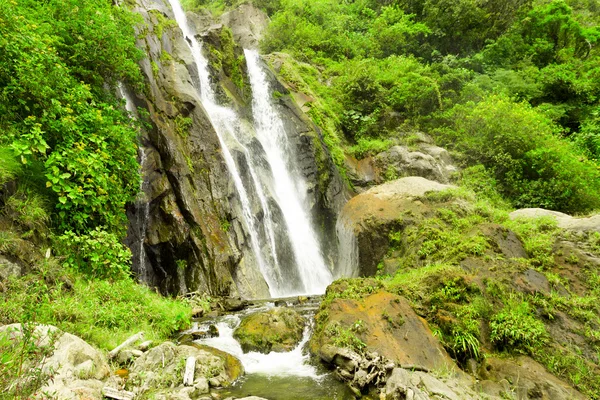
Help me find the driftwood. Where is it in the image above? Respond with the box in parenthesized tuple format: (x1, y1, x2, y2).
(183, 356, 196, 386)
(108, 332, 144, 359)
(102, 387, 135, 400)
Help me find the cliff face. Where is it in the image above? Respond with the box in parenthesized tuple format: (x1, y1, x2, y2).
(125, 0, 348, 298)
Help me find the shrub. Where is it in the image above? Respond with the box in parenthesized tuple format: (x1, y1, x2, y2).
(490, 298, 548, 353)
(434, 96, 600, 213)
(54, 228, 132, 280)
(0, 323, 59, 400)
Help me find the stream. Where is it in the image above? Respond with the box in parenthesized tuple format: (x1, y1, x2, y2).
(186, 300, 354, 399)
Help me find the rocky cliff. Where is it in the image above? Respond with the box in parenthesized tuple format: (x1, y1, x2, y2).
(125, 0, 347, 298)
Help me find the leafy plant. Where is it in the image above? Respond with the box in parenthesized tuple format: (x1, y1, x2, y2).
(490, 297, 548, 353)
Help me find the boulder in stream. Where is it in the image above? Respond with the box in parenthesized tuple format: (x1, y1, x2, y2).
(128, 341, 243, 396)
(234, 307, 305, 353)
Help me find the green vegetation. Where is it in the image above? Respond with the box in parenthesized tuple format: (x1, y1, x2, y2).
(258, 0, 600, 213)
(381, 187, 600, 396)
(0, 324, 59, 400)
(0, 0, 193, 362)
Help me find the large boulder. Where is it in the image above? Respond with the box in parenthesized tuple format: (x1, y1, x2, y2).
(509, 208, 600, 232)
(375, 144, 457, 184)
(336, 177, 454, 276)
(129, 341, 243, 396)
(345, 134, 457, 189)
(234, 308, 306, 353)
(0, 324, 109, 400)
(477, 356, 587, 400)
(312, 291, 457, 373)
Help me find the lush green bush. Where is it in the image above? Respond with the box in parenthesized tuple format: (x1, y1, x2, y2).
(0, 0, 142, 238)
(434, 96, 600, 212)
(54, 228, 133, 280)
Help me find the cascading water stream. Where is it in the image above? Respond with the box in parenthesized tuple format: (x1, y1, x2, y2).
(166, 0, 279, 293)
(166, 0, 333, 297)
(335, 213, 359, 279)
(245, 50, 332, 294)
(119, 83, 150, 282)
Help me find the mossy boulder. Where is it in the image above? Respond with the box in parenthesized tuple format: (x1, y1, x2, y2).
(311, 290, 457, 372)
(234, 308, 306, 353)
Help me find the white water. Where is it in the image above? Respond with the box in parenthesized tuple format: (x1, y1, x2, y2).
(167, 0, 279, 293)
(335, 213, 359, 279)
(245, 50, 332, 294)
(166, 0, 333, 297)
(196, 312, 321, 378)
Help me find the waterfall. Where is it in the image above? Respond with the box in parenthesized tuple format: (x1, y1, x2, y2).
(166, 0, 333, 296)
(119, 83, 151, 283)
(335, 213, 359, 279)
(245, 49, 332, 294)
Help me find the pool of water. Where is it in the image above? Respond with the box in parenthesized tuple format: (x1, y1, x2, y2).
(217, 373, 355, 400)
(188, 301, 357, 399)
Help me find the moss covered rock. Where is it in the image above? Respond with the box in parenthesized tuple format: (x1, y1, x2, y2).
(234, 308, 306, 353)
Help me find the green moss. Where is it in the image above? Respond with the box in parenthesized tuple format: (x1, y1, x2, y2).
(149, 9, 178, 38)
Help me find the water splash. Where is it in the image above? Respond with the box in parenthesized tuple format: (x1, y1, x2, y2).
(335, 213, 359, 279)
(245, 49, 332, 295)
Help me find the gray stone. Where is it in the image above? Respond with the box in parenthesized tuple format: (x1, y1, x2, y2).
(0, 256, 21, 281)
(194, 377, 209, 394)
(374, 144, 457, 184)
(385, 368, 411, 398)
(413, 372, 458, 400)
(116, 349, 137, 365)
(510, 208, 600, 232)
(0, 324, 109, 400)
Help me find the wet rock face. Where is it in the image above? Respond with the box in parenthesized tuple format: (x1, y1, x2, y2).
(233, 307, 305, 353)
(126, 0, 347, 297)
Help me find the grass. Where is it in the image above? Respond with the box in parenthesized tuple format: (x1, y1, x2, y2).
(0, 258, 192, 351)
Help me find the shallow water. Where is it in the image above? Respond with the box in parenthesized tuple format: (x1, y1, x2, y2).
(190, 302, 355, 399)
(218, 373, 354, 400)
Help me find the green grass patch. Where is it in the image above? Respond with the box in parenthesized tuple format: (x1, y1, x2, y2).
(0, 260, 192, 351)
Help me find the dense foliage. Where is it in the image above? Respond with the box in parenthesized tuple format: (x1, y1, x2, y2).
(0, 0, 143, 275)
(257, 0, 600, 213)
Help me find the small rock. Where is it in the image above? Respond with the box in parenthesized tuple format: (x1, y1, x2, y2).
(194, 377, 209, 394)
(131, 349, 144, 357)
(138, 340, 153, 351)
(384, 368, 411, 399)
(191, 324, 219, 340)
(297, 296, 308, 303)
(116, 349, 136, 365)
(0, 256, 21, 281)
(209, 377, 221, 387)
(192, 307, 205, 318)
(222, 298, 246, 312)
(413, 372, 458, 400)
